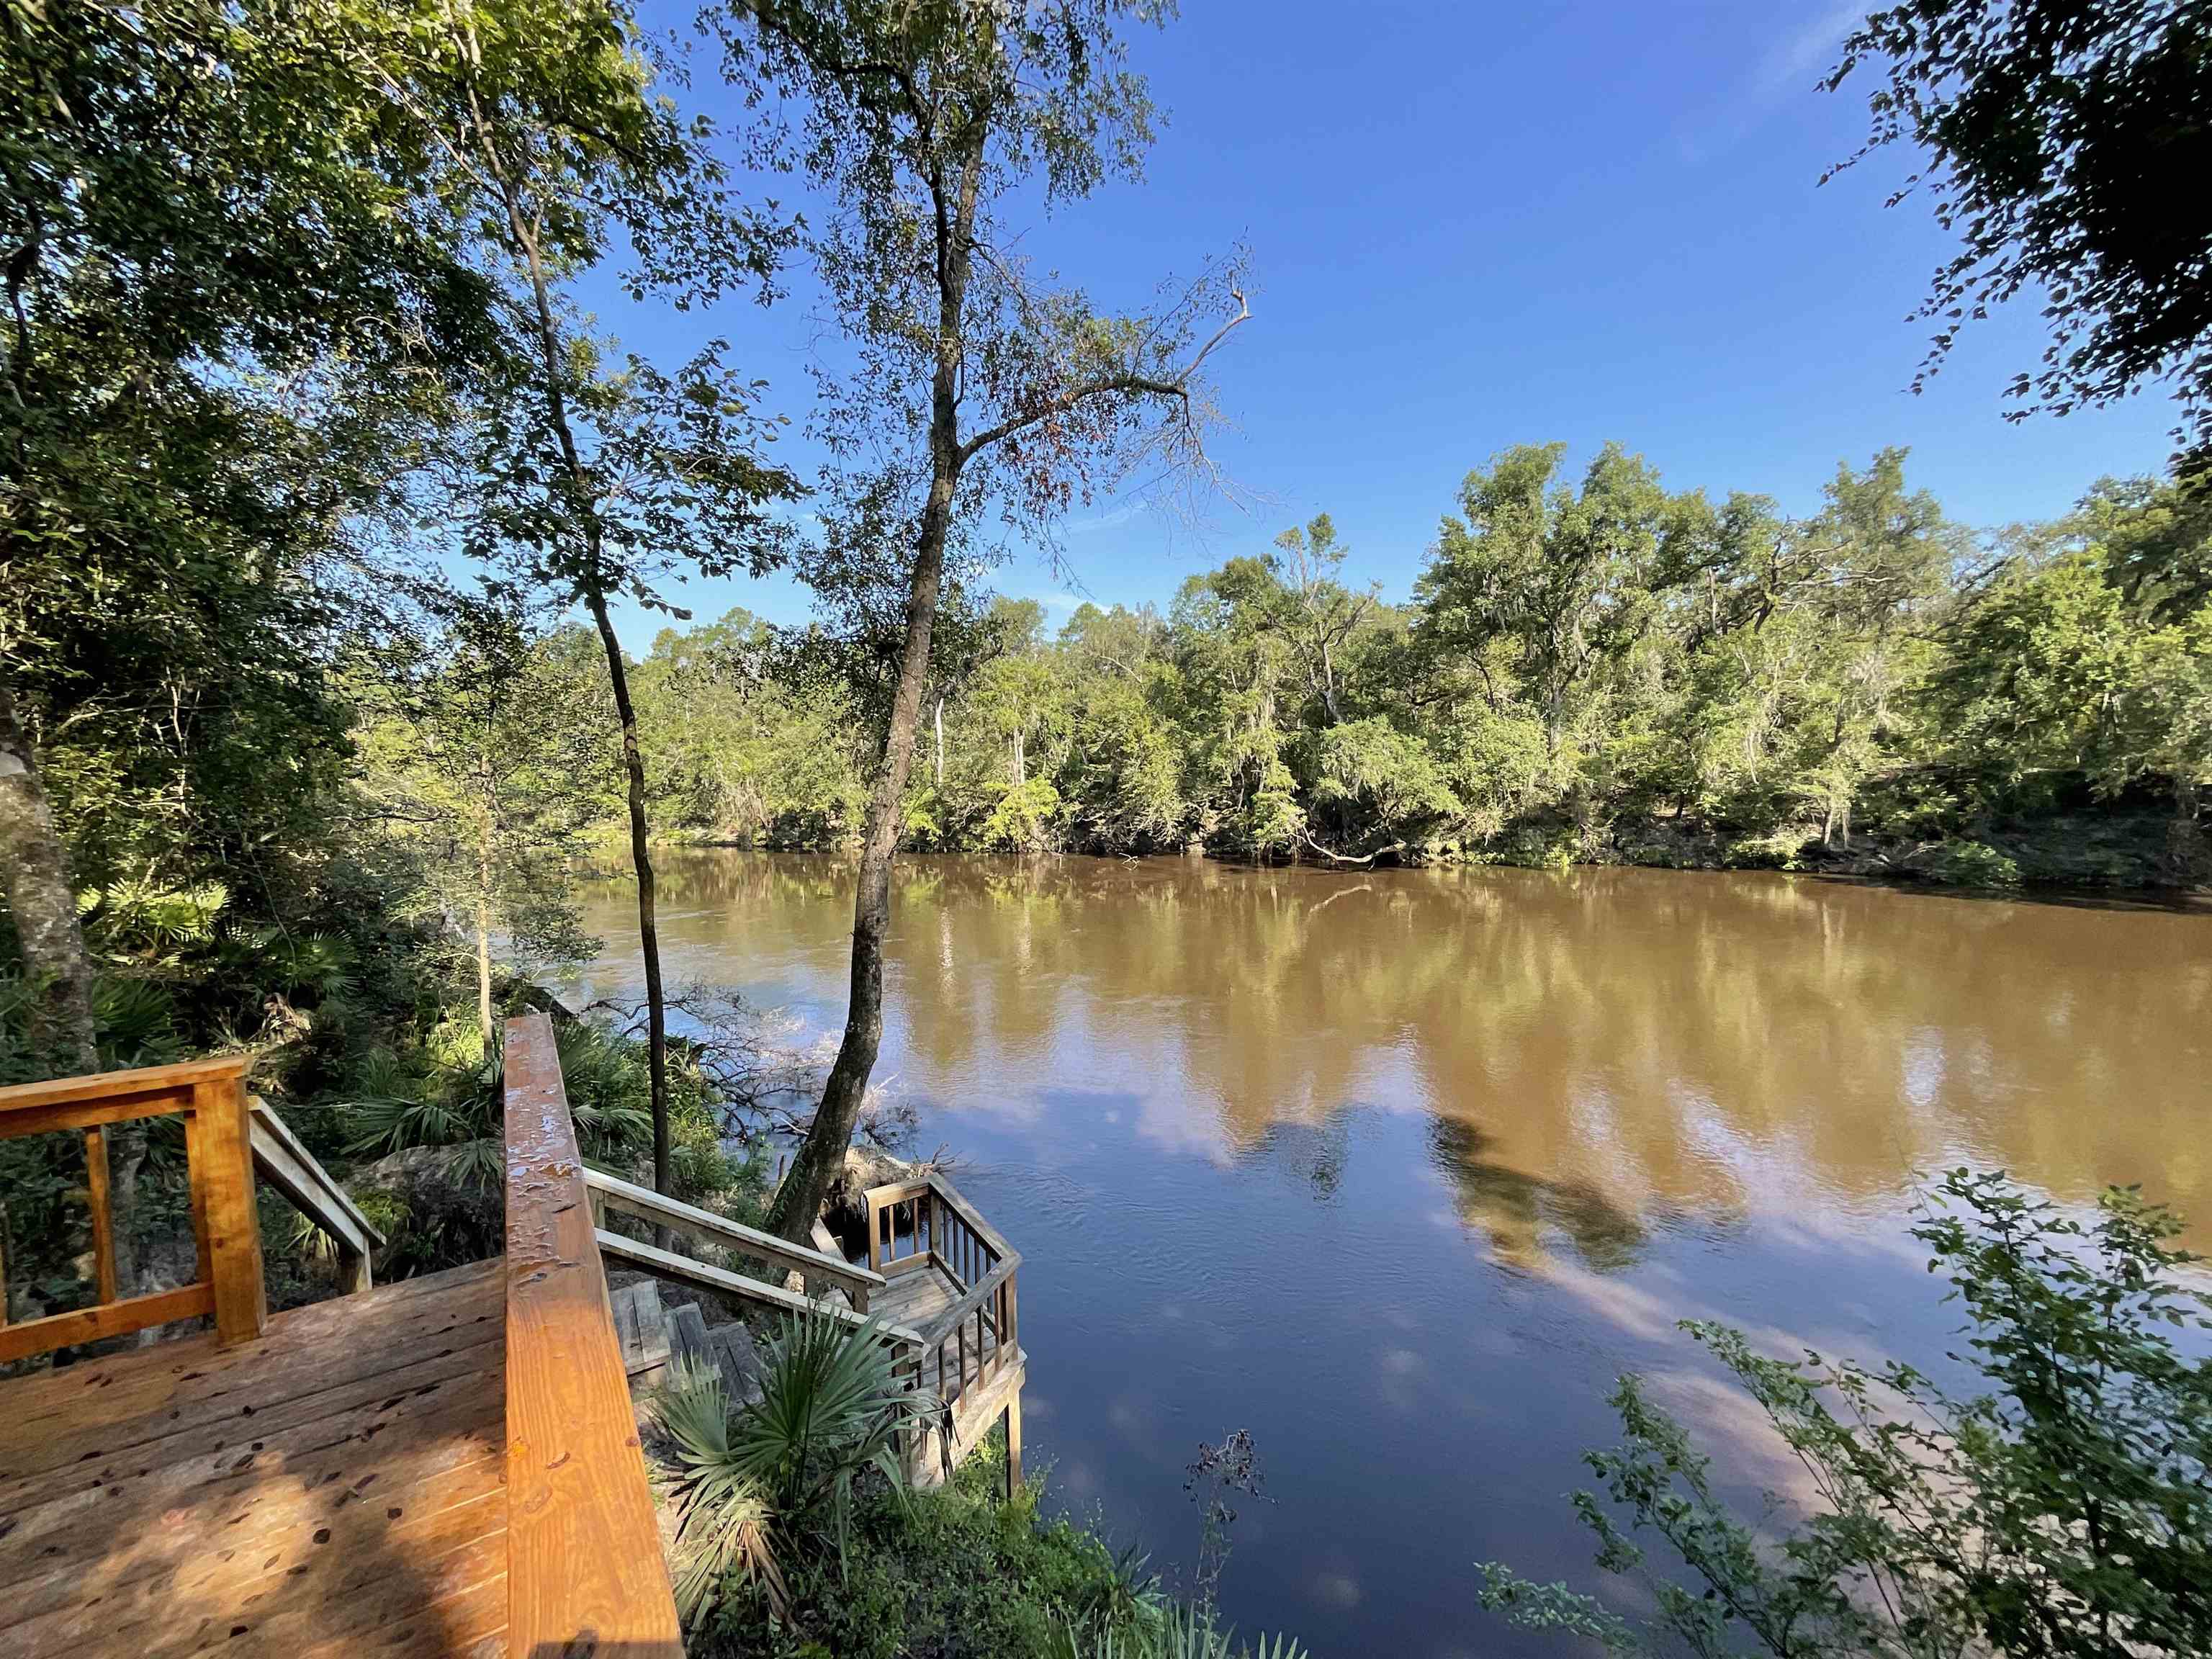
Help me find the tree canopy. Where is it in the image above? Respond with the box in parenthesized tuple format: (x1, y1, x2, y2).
(1827, 0, 2212, 450)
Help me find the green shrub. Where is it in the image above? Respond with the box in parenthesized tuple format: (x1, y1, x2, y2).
(696, 1462, 1150, 1659)
(654, 1310, 939, 1637)
(1917, 838, 2024, 889)
(656, 1318, 1257, 1659)
(1480, 1169, 2212, 1659)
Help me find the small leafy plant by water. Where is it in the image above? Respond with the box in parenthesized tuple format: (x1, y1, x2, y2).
(655, 1310, 934, 1626)
(1480, 1169, 2212, 1659)
(1184, 1429, 1269, 1625)
(652, 1308, 1308, 1659)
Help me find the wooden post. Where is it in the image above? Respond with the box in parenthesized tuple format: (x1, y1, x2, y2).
(1004, 1394, 1022, 1503)
(337, 1241, 374, 1297)
(83, 1126, 117, 1305)
(191, 1074, 265, 1345)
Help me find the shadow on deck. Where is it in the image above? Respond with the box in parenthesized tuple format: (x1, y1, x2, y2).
(0, 1261, 507, 1658)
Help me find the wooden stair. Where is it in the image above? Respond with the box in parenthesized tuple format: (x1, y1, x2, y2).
(595, 1168, 1030, 1501)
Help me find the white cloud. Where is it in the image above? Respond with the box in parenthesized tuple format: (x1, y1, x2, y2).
(1678, 0, 1861, 163)
(1064, 503, 1141, 535)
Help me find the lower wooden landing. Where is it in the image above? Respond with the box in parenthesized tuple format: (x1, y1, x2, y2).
(874, 1264, 1025, 1485)
(873, 1261, 966, 1331)
(0, 1259, 508, 1659)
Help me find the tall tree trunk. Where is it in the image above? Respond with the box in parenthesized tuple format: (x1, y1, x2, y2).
(0, 677, 145, 1296)
(0, 677, 94, 1073)
(489, 150, 675, 1198)
(934, 696, 945, 786)
(768, 137, 984, 1244)
(768, 491, 952, 1239)
(586, 592, 671, 1197)
(475, 817, 495, 1047)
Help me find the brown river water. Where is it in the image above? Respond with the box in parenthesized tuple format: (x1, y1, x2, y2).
(568, 852, 2211, 1658)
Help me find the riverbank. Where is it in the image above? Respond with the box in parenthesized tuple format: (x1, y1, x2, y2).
(639, 801, 2206, 893)
(1465, 804, 2207, 890)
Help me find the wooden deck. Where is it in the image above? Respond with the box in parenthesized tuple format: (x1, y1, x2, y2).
(0, 1022, 1033, 1655)
(874, 1259, 1025, 1477)
(865, 1177, 1025, 1488)
(0, 1259, 508, 1659)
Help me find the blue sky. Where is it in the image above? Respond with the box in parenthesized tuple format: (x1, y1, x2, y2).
(579, 0, 2182, 652)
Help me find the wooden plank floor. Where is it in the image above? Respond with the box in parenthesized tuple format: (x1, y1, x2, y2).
(877, 1266, 1020, 1409)
(873, 1262, 963, 1331)
(0, 1259, 508, 1659)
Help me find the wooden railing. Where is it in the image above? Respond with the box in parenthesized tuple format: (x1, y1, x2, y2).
(0, 1056, 265, 1362)
(585, 1164, 891, 1318)
(502, 1012, 685, 1658)
(249, 1097, 383, 1294)
(866, 1172, 1023, 1487)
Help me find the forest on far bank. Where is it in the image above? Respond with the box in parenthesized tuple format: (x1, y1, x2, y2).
(589, 446, 2211, 891)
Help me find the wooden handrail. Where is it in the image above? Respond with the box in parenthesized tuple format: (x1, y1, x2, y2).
(863, 1172, 1013, 1289)
(866, 1177, 933, 1208)
(860, 1172, 1022, 1427)
(0, 1056, 263, 1362)
(584, 1165, 885, 1310)
(917, 1255, 1019, 1349)
(503, 1012, 684, 1658)
(925, 1172, 1015, 1261)
(595, 1227, 924, 1345)
(249, 1098, 383, 1295)
(860, 1172, 1026, 1500)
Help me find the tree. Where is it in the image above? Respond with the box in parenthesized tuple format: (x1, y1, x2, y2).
(1, 0, 506, 1296)
(356, 593, 607, 1041)
(0, 679, 92, 1070)
(1169, 561, 1307, 856)
(634, 607, 871, 847)
(1414, 444, 1678, 788)
(1271, 513, 1377, 727)
(618, 441, 2201, 888)
(349, 0, 800, 1192)
(2080, 463, 2212, 626)
(1928, 542, 2211, 821)
(719, 0, 1251, 1240)
(1, 0, 495, 1083)
(1825, 0, 2212, 449)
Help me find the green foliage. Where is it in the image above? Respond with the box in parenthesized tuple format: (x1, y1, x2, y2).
(1480, 1169, 2212, 1659)
(353, 590, 611, 1016)
(692, 1434, 1275, 1659)
(1310, 718, 1460, 841)
(1051, 1605, 1309, 1659)
(1826, 0, 2212, 448)
(655, 1358, 791, 1625)
(655, 1310, 918, 1645)
(1928, 547, 2211, 811)
(627, 456, 2208, 888)
(1915, 840, 2023, 890)
(653, 1317, 1302, 1659)
(734, 1311, 930, 1577)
